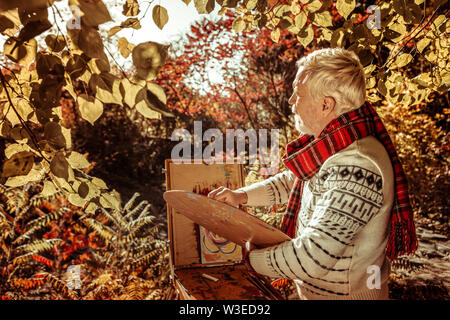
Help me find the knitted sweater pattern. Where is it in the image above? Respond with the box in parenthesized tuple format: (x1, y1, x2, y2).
(240, 136, 394, 300)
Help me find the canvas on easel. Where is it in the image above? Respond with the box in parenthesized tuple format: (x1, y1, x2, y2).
(165, 160, 244, 266)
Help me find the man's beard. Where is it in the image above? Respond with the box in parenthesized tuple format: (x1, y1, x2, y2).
(294, 114, 313, 136)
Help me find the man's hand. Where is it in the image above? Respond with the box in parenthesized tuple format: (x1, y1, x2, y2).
(207, 186, 248, 207)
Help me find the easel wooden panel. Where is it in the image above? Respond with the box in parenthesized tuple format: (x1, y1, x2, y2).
(164, 159, 283, 300)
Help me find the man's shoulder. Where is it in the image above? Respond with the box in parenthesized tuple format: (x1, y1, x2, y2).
(320, 136, 393, 180)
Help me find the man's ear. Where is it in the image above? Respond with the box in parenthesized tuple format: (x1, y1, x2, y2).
(322, 96, 336, 115)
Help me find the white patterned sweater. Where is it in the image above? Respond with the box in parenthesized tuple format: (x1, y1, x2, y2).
(238, 136, 395, 300)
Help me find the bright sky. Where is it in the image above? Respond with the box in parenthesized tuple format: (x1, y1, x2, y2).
(102, 0, 221, 45)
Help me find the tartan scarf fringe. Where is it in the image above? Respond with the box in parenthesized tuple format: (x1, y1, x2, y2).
(280, 101, 418, 261)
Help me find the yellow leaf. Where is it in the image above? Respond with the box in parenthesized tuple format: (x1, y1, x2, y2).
(92, 177, 108, 190)
(123, 0, 140, 17)
(194, 0, 215, 14)
(135, 100, 161, 119)
(100, 193, 120, 211)
(67, 151, 90, 170)
(41, 180, 58, 197)
(294, 12, 307, 30)
(336, 0, 355, 19)
(232, 16, 246, 33)
(118, 37, 135, 58)
(77, 94, 103, 125)
(392, 53, 413, 69)
(297, 24, 314, 48)
(3, 37, 36, 66)
(5, 166, 43, 187)
(313, 11, 333, 27)
(271, 28, 281, 42)
(306, 0, 322, 13)
(152, 5, 168, 30)
(68, 193, 88, 207)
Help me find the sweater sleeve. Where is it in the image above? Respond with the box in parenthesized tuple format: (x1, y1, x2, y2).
(237, 170, 296, 207)
(248, 159, 384, 280)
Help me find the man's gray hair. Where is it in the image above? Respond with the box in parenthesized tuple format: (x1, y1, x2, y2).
(295, 48, 366, 116)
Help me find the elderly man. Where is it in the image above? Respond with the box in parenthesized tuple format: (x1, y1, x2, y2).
(208, 48, 417, 300)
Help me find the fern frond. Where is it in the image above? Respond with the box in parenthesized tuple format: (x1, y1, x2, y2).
(0, 213, 13, 240)
(125, 215, 155, 233)
(23, 207, 69, 232)
(131, 240, 165, 258)
(124, 200, 148, 222)
(29, 191, 64, 208)
(123, 192, 140, 213)
(136, 204, 152, 220)
(4, 190, 26, 215)
(11, 278, 45, 290)
(100, 208, 126, 229)
(82, 218, 115, 241)
(119, 279, 152, 300)
(12, 252, 35, 266)
(16, 239, 62, 254)
(128, 248, 163, 271)
(41, 272, 78, 299)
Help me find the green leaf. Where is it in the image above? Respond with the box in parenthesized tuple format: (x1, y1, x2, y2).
(152, 5, 168, 30)
(336, 0, 355, 19)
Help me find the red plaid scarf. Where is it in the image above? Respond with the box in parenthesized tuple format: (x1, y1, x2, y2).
(280, 101, 418, 260)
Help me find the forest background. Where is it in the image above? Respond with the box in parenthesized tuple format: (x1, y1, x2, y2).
(0, 0, 448, 300)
